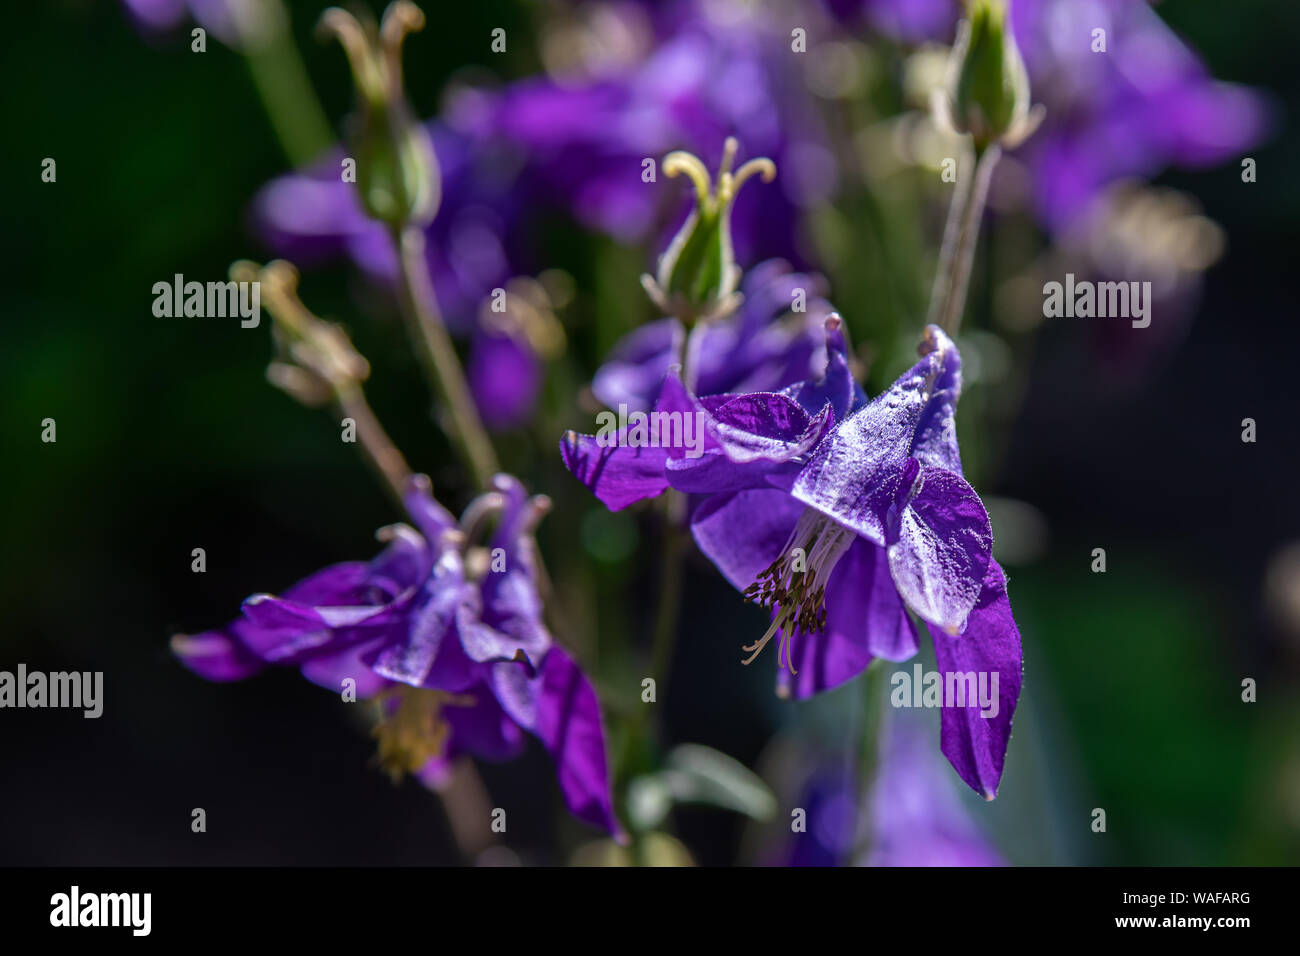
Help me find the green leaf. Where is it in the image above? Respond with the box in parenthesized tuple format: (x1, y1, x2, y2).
(660, 744, 778, 821)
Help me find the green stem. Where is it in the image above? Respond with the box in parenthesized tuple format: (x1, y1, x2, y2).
(435, 757, 499, 863)
(852, 660, 890, 861)
(334, 381, 412, 505)
(241, 4, 334, 168)
(648, 312, 698, 694)
(680, 320, 709, 393)
(926, 144, 1001, 335)
(649, 493, 687, 696)
(391, 224, 500, 490)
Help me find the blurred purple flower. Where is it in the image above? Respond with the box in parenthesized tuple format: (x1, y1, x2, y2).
(863, 712, 1005, 866)
(834, 0, 1269, 229)
(458, 0, 835, 265)
(172, 473, 620, 836)
(121, 0, 259, 47)
(592, 259, 839, 414)
(773, 762, 861, 866)
(824, 0, 963, 44)
(765, 711, 1004, 866)
(251, 0, 844, 427)
(1009, 0, 1271, 231)
(468, 330, 545, 430)
(562, 319, 1022, 797)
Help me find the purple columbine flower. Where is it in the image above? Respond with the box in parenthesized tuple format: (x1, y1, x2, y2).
(562, 319, 1021, 797)
(172, 473, 621, 836)
(592, 259, 839, 415)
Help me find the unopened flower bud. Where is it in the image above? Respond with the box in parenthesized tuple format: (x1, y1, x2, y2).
(940, 0, 1040, 150)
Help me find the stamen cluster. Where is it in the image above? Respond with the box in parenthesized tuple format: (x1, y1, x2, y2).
(740, 509, 854, 672)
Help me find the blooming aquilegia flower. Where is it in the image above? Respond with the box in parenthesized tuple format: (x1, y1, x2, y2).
(172, 473, 621, 836)
(562, 318, 1021, 797)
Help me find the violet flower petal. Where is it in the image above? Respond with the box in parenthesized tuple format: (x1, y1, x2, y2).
(887, 467, 992, 633)
(793, 328, 961, 544)
(493, 649, 622, 837)
(473, 475, 552, 667)
(560, 433, 670, 511)
(780, 315, 861, 423)
(444, 683, 527, 762)
(533, 647, 622, 837)
(299, 636, 393, 698)
(929, 560, 1023, 799)
(172, 624, 267, 682)
(690, 487, 805, 591)
(372, 550, 474, 687)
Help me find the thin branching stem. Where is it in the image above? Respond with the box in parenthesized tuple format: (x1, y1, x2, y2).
(391, 225, 500, 490)
(927, 144, 1002, 335)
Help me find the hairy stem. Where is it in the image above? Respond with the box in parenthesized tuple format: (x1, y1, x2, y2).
(649, 314, 696, 695)
(435, 758, 499, 862)
(649, 492, 688, 695)
(334, 382, 412, 503)
(681, 320, 709, 393)
(851, 659, 890, 861)
(926, 144, 1001, 335)
(391, 225, 500, 489)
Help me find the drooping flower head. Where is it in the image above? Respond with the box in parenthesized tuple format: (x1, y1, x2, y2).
(173, 473, 621, 836)
(562, 318, 1021, 797)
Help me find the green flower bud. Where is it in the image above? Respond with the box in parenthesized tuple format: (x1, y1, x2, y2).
(942, 0, 1039, 150)
(320, 3, 439, 227)
(642, 137, 776, 323)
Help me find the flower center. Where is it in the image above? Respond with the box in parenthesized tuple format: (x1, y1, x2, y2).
(741, 508, 855, 674)
(372, 685, 474, 782)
